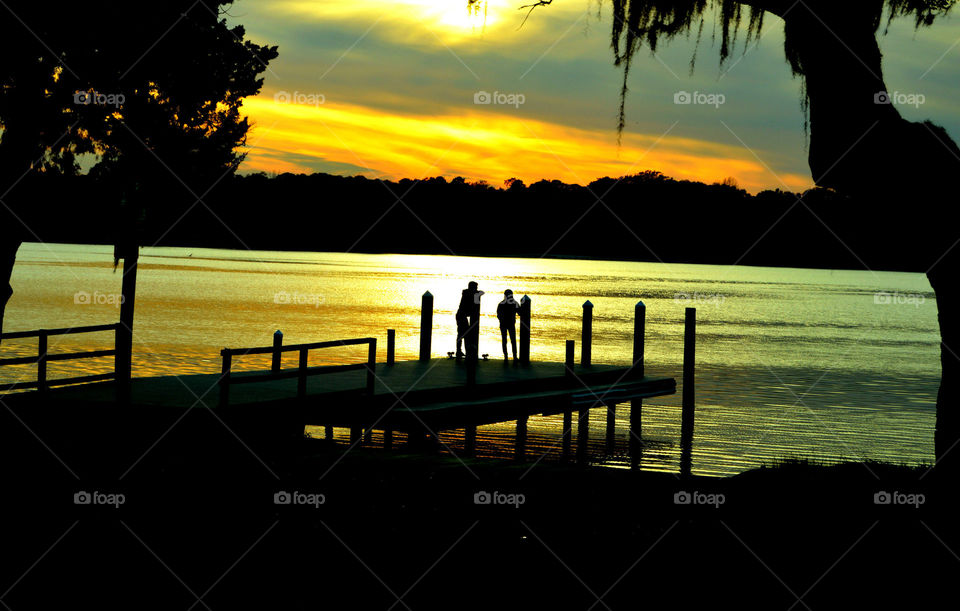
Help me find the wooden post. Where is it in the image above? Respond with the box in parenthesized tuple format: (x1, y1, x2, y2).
(272, 330, 283, 372)
(219, 351, 232, 408)
(298, 347, 308, 398)
(37, 331, 48, 393)
(515, 415, 528, 461)
(633, 300, 645, 377)
(464, 425, 477, 457)
(561, 410, 573, 462)
(680, 307, 696, 477)
(350, 426, 362, 444)
(386, 329, 395, 365)
(324, 426, 333, 440)
(565, 340, 575, 378)
(366, 338, 377, 395)
(576, 407, 589, 465)
(384, 429, 393, 449)
(629, 400, 642, 468)
(581, 300, 593, 367)
(605, 403, 616, 453)
(116, 251, 138, 402)
(419, 291, 433, 361)
(519, 295, 531, 363)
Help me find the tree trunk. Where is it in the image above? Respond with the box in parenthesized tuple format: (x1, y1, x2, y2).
(0, 236, 21, 344)
(785, 1, 960, 475)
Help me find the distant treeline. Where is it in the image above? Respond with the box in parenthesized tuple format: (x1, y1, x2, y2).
(7, 170, 926, 272)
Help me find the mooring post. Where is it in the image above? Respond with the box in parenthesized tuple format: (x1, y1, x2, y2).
(386, 329, 395, 365)
(581, 300, 593, 367)
(37, 331, 48, 393)
(298, 347, 308, 398)
(384, 429, 393, 449)
(630, 300, 646, 464)
(419, 291, 433, 361)
(116, 250, 138, 403)
(324, 426, 333, 440)
(680, 307, 697, 477)
(519, 295, 531, 363)
(565, 339, 575, 378)
(366, 338, 377, 395)
(561, 410, 573, 462)
(576, 407, 589, 465)
(219, 350, 231, 408)
(464, 424, 477, 457)
(606, 403, 616, 453)
(516, 415, 528, 461)
(633, 300, 645, 377)
(272, 330, 283, 372)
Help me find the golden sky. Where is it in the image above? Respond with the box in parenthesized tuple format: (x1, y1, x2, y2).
(227, 0, 960, 193)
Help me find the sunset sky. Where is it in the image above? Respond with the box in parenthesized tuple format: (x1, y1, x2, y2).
(226, 0, 960, 193)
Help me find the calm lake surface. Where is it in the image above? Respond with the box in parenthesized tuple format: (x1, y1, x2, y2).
(1, 242, 940, 476)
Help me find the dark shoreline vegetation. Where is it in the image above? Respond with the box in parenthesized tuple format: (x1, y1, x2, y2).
(9, 170, 929, 272)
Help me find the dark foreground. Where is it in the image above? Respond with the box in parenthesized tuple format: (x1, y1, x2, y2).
(1, 400, 955, 610)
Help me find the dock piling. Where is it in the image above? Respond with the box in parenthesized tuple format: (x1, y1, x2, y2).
(366, 338, 377, 395)
(680, 307, 697, 477)
(562, 410, 573, 462)
(581, 300, 593, 367)
(419, 291, 433, 361)
(519, 295, 531, 363)
(219, 351, 231, 407)
(298, 347, 308, 398)
(386, 329, 395, 365)
(37, 331, 48, 393)
(272, 330, 283, 372)
(633, 300, 645, 377)
(565, 340, 575, 377)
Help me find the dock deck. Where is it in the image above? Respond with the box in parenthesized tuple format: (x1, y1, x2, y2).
(11, 358, 675, 433)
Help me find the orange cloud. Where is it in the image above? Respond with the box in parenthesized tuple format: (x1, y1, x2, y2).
(239, 95, 813, 193)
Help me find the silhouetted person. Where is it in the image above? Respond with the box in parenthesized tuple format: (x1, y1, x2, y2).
(456, 281, 483, 358)
(497, 289, 520, 360)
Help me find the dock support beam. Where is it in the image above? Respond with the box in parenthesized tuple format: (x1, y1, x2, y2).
(680, 307, 696, 477)
(272, 330, 283, 372)
(515, 415, 528, 461)
(565, 340, 575, 378)
(519, 295, 531, 364)
(606, 403, 616, 454)
(464, 425, 477, 457)
(562, 410, 573, 462)
(386, 329, 395, 365)
(576, 407, 589, 465)
(581, 300, 593, 367)
(419, 291, 433, 361)
(633, 301, 645, 377)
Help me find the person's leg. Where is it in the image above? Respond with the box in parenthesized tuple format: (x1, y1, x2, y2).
(509, 325, 517, 359)
(501, 327, 508, 358)
(456, 315, 467, 356)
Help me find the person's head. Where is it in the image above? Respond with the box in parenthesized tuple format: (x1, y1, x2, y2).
(504, 289, 513, 297)
(468, 281, 478, 291)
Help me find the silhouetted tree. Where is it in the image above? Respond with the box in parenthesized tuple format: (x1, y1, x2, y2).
(516, 0, 960, 472)
(0, 1, 278, 339)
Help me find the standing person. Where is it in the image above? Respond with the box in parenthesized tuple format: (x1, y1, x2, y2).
(456, 281, 483, 358)
(497, 289, 520, 360)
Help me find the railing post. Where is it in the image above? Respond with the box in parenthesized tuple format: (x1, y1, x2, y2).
(219, 350, 232, 408)
(386, 329, 395, 365)
(37, 331, 48, 393)
(680, 307, 696, 477)
(633, 300, 645, 377)
(366, 338, 377, 395)
(272, 330, 283, 372)
(419, 291, 433, 361)
(581, 300, 593, 367)
(116, 250, 138, 400)
(519, 295, 531, 363)
(565, 339, 575, 378)
(298, 347, 308, 398)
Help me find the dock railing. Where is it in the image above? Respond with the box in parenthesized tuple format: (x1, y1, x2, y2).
(0, 323, 121, 392)
(219, 337, 377, 407)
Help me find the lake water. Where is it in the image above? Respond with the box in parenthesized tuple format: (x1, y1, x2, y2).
(1, 242, 940, 476)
